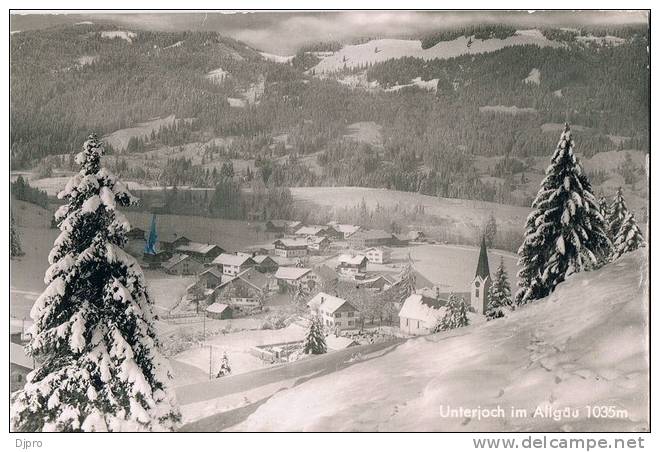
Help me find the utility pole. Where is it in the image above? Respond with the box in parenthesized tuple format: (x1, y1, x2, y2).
(208, 345, 213, 380)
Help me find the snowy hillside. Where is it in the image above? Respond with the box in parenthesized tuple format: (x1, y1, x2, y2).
(220, 250, 648, 432)
(310, 30, 561, 74)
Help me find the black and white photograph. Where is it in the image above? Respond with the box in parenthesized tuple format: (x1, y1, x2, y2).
(6, 6, 652, 440)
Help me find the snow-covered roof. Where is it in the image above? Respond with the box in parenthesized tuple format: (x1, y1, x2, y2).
(399, 294, 446, 324)
(10, 343, 33, 369)
(176, 242, 221, 255)
(295, 226, 326, 235)
(162, 253, 190, 270)
(325, 335, 359, 350)
(308, 292, 355, 313)
(253, 254, 276, 264)
(275, 267, 312, 280)
(206, 303, 230, 314)
(333, 224, 361, 236)
(363, 246, 391, 253)
(213, 253, 254, 267)
(307, 236, 329, 244)
(274, 238, 310, 248)
(338, 254, 368, 265)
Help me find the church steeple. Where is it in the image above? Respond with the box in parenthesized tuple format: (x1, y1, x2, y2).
(475, 236, 490, 279)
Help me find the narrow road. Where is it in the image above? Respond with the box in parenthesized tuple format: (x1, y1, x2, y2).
(177, 338, 406, 431)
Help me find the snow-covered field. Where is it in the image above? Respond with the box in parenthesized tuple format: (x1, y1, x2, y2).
(220, 250, 648, 432)
(479, 105, 538, 115)
(173, 324, 308, 378)
(100, 30, 136, 43)
(103, 114, 176, 151)
(290, 186, 530, 235)
(310, 30, 561, 74)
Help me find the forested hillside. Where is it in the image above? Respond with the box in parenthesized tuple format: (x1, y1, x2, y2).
(10, 23, 649, 208)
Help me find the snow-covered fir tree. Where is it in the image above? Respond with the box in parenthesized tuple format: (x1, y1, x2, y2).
(516, 124, 610, 305)
(216, 352, 232, 378)
(485, 257, 512, 320)
(10, 210, 23, 258)
(435, 294, 470, 332)
(610, 211, 646, 261)
(389, 254, 417, 305)
(598, 196, 611, 238)
(11, 135, 180, 432)
(303, 316, 327, 355)
(607, 187, 629, 241)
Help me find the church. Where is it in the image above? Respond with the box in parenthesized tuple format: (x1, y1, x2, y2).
(398, 237, 492, 335)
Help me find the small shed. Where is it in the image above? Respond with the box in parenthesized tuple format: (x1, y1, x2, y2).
(206, 303, 233, 320)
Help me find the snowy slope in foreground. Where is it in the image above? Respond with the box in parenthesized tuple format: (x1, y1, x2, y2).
(311, 30, 561, 74)
(230, 250, 648, 432)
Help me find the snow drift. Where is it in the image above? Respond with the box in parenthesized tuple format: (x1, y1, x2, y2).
(226, 250, 648, 432)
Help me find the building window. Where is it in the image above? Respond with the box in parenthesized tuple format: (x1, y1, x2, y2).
(475, 289, 479, 298)
(475, 281, 480, 288)
(405, 318, 409, 326)
(348, 320, 354, 326)
(335, 312, 341, 318)
(348, 311, 354, 317)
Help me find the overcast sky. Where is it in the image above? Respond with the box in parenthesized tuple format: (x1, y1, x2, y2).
(10, 10, 649, 54)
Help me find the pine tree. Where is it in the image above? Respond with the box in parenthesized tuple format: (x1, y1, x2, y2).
(303, 316, 327, 355)
(10, 210, 23, 258)
(435, 294, 470, 331)
(485, 257, 512, 320)
(515, 124, 610, 305)
(11, 135, 180, 432)
(608, 187, 629, 241)
(610, 211, 646, 261)
(216, 353, 232, 378)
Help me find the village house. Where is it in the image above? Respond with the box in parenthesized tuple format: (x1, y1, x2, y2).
(159, 233, 191, 252)
(348, 229, 394, 249)
(273, 238, 309, 258)
(392, 233, 411, 247)
(142, 250, 172, 268)
(398, 293, 447, 336)
(213, 253, 256, 276)
(306, 236, 330, 254)
(363, 246, 392, 264)
(197, 267, 224, 289)
(205, 303, 233, 320)
(162, 253, 204, 276)
(337, 254, 369, 279)
(214, 268, 272, 310)
(274, 267, 318, 290)
(265, 220, 303, 235)
(295, 225, 341, 239)
(307, 292, 360, 331)
(328, 222, 361, 239)
(264, 220, 286, 237)
(10, 343, 33, 392)
(356, 274, 393, 291)
(175, 242, 224, 264)
(252, 254, 279, 273)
